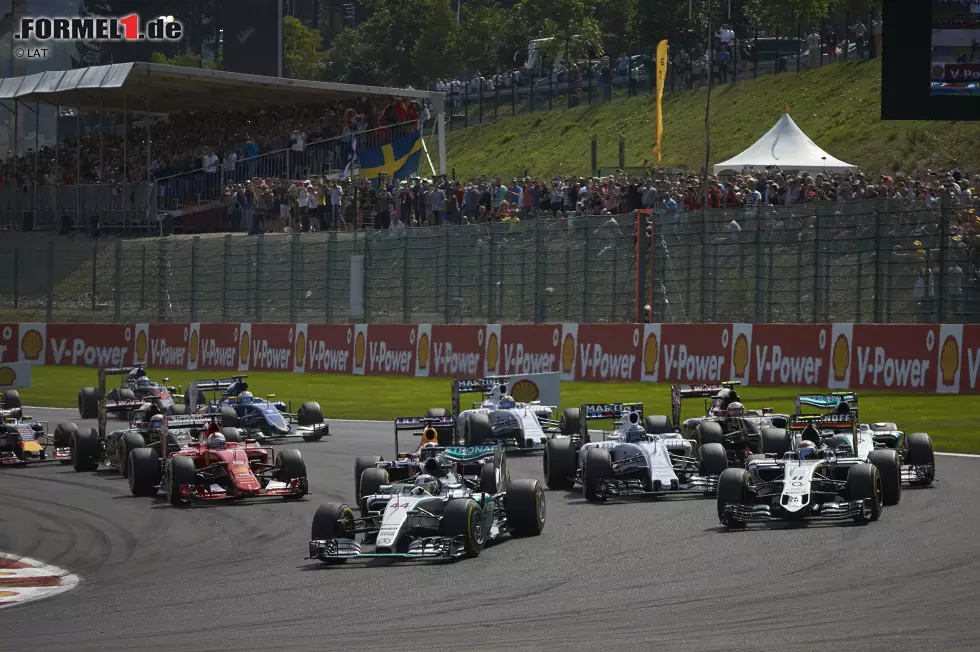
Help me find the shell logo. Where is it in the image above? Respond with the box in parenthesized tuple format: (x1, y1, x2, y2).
(21, 329, 42, 361)
(511, 379, 539, 403)
(643, 332, 658, 375)
(0, 366, 15, 386)
(733, 333, 749, 377)
(561, 333, 575, 374)
(486, 332, 499, 371)
(239, 330, 250, 366)
(940, 335, 959, 385)
(189, 329, 200, 363)
(417, 331, 430, 369)
(136, 330, 148, 362)
(354, 331, 366, 368)
(832, 334, 850, 381)
(295, 330, 307, 369)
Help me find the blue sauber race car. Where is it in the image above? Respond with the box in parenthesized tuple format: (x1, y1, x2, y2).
(184, 376, 329, 443)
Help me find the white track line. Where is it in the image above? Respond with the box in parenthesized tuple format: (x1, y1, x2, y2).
(25, 406, 980, 458)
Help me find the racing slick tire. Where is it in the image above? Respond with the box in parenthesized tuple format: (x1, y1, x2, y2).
(220, 427, 242, 443)
(354, 456, 383, 500)
(698, 442, 729, 489)
(53, 423, 78, 464)
(480, 462, 499, 495)
(582, 447, 613, 502)
(118, 388, 136, 401)
(543, 437, 577, 490)
(847, 463, 883, 523)
(462, 412, 492, 448)
(168, 403, 187, 416)
(71, 427, 101, 472)
(117, 432, 146, 478)
(505, 478, 546, 537)
(2, 389, 22, 409)
(696, 421, 724, 448)
(297, 402, 323, 427)
(761, 427, 790, 456)
(440, 499, 486, 558)
(358, 467, 390, 517)
(717, 468, 750, 529)
(644, 415, 673, 435)
(560, 408, 582, 437)
(128, 447, 161, 497)
(904, 433, 935, 485)
(275, 449, 308, 497)
(867, 449, 902, 506)
(167, 455, 198, 507)
(311, 503, 356, 565)
(78, 387, 100, 420)
(425, 407, 449, 418)
(219, 406, 238, 428)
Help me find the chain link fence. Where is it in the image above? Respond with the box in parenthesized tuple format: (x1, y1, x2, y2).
(0, 216, 638, 324)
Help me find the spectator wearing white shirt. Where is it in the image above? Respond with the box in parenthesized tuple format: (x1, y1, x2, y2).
(202, 147, 219, 196)
(330, 182, 344, 230)
(808, 31, 821, 68)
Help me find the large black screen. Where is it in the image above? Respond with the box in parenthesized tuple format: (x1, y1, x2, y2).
(219, 0, 282, 78)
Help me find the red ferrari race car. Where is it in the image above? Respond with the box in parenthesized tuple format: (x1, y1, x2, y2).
(126, 423, 309, 506)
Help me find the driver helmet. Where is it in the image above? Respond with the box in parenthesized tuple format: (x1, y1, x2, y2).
(499, 394, 516, 409)
(137, 376, 151, 388)
(727, 401, 745, 418)
(798, 439, 817, 459)
(206, 432, 227, 450)
(413, 473, 439, 495)
(238, 390, 253, 403)
(624, 423, 646, 443)
(149, 413, 167, 440)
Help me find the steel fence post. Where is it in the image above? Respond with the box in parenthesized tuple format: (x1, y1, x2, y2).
(254, 235, 263, 323)
(443, 227, 451, 324)
(363, 231, 372, 322)
(139, 242, 146, 312)
(114, 239, 122, 322)
(700, 209, 707, 322)
(512, 74, 516, 117)
(755, 214, 763, 319)
(91, 241, 98, 314)
(488, 226, 496, 323)
(873, 202, 883, 322)
(12, 248, 17, 309)
(855, 250, 863, 322)
(402, 229, 410, 323)
(938, 193, 951, 322)
(534, 221, 544, 323)
(45, 238, 55, 322)
(326, 230, 336, 324)
(222, 234, 231, 322)
(582, 219, 591, 322)
(289, 233, 298, 324)
(796, 243, 804, 322)
(190, 236, 199, 323)
(157, 238, 168, 322)
(563, 235, 570, 320)
(812, 207, 821, 322)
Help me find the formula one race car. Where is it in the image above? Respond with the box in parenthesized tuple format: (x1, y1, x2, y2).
(308, 449, 544, 563)
(0, 392, 72, 466)
(795, 393, 935, 485)
(126, 421, 308, 505)
(78, 366, 183, 420)
(352, 416, 510, 515)
(672, 382, 790, 467)
(184, 376, 328, 443)
(427, 375, 567, 453)
(716, 412, 903, 529)
(543, 403, 729, 501)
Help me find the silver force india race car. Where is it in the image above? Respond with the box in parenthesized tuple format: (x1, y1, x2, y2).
(795, 392, 935, 485)
(716, 411, 904, 529)
(420, 375, 569, 453)
(543, 402, 729, 502)
(308, 444, 545, 563)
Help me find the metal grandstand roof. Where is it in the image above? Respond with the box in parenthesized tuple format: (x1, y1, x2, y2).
(0, 62, 438, 113)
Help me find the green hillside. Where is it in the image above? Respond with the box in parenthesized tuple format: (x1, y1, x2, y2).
(446, 59, 975, 179)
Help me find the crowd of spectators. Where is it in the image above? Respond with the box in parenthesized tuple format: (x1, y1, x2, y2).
(0, 96, 427, 188)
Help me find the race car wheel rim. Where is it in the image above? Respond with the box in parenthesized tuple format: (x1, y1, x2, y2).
(469, 509, 485, 545)
(536, 487, 546, 524)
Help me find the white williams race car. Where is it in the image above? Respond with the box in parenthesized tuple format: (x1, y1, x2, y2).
(543, 403, 729, 502)
(435, 375, 569, 453)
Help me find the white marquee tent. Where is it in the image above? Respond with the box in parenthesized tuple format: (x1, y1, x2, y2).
(713, 113, 856, 174)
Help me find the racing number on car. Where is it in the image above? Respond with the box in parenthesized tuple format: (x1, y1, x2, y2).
(389, 502, 410, 510)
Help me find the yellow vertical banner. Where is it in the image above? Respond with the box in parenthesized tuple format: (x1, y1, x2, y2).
(651, 39, 668, 164)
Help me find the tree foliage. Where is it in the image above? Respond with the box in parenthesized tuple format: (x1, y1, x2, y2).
(283, 15, 325, 80)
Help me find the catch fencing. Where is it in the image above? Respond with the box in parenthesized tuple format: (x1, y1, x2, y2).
(0, 199, 973, 326)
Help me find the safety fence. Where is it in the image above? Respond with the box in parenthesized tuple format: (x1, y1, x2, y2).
(0, 321, 971, 395)
(0, 183, 154, 232)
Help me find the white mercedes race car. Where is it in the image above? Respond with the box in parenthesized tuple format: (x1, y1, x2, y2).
(543, 403, 729, 501)
(423, 376, 568, 453)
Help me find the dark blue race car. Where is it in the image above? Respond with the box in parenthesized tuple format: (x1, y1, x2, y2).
(184, 376, 329, 443)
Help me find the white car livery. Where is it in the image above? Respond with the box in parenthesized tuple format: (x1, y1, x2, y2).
(542, 402, 729, 502)
(449, 376, 563, 452)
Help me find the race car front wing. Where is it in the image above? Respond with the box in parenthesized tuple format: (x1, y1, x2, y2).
(592, 475, 719, 499)
(309, 536, 467, 561)
(720, 500, 868, 522)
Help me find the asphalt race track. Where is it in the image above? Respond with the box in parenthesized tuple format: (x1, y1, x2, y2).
(1, 408, 979, 652)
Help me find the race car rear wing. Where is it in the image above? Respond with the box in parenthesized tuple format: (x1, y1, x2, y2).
(669, 381, 741, 426)
(578, 402, 644, 442)
(130, 413, 217, 431)
(451, 376, 512, 416)
(392, 416, 455, 456)
(184, 376, 248, 411)
(794, 392, 859, 415)
(788, 412, 857, 433)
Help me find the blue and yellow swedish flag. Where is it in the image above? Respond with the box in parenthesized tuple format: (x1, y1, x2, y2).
(358, 130, 423, 183)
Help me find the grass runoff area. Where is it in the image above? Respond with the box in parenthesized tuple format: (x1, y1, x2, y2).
(446, 59, 980, 179)
(18, 366, 980, 455)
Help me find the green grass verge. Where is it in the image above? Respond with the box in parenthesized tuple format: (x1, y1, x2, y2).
(17, 366, 980, 455)
(447, 59, 977, 179)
